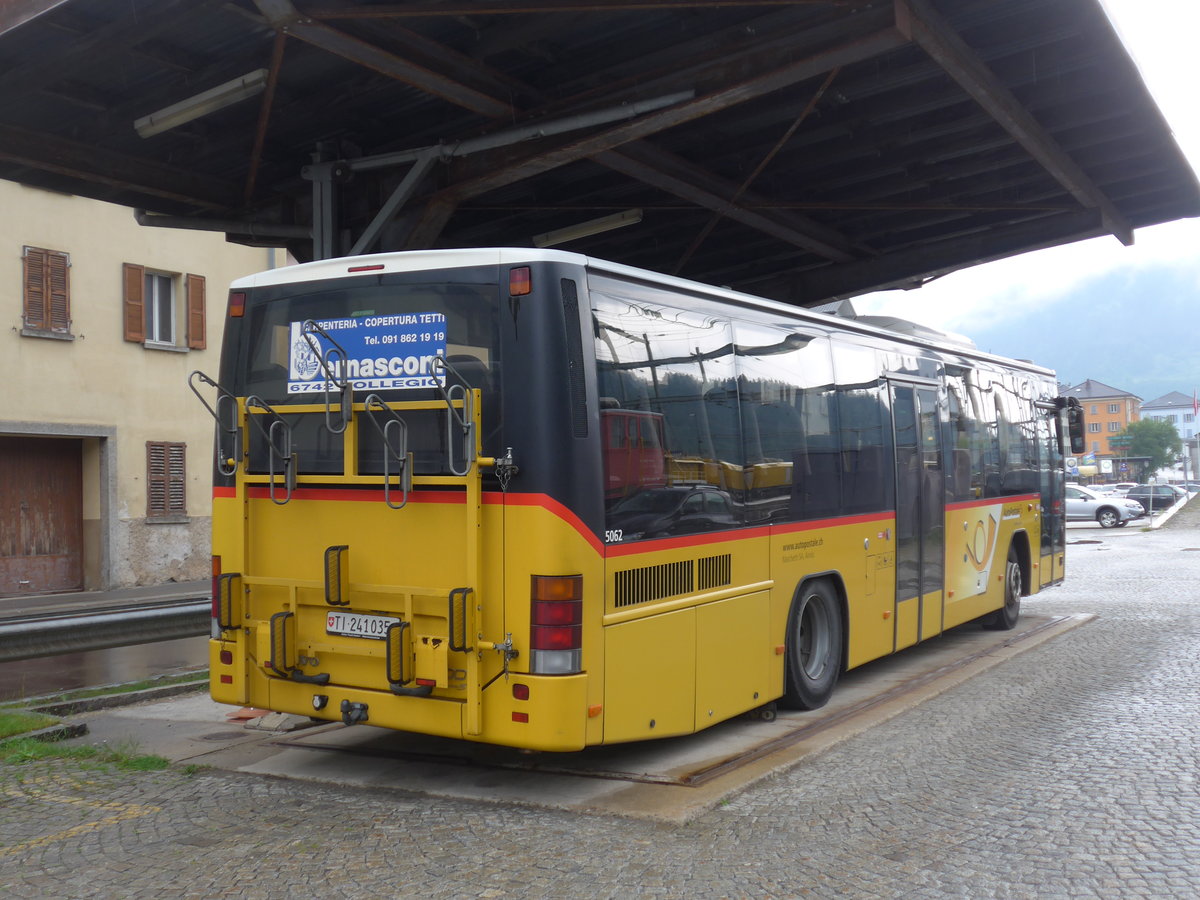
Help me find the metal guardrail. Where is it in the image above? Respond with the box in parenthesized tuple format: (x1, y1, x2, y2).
(0, 599, 210, 664)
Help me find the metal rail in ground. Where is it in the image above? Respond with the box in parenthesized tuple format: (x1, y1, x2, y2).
(0, 598, 210, 663)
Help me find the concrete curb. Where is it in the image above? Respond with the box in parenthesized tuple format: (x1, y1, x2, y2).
(28, 677, 209, 717)
(2, 721, 89, 745)
(1146, 496, 1190, 529)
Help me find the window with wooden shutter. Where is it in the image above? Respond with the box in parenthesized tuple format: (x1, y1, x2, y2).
(186, 273, 206, 349)
(22, 246, 72, 337)
(123, 263, 146, 342)
(147, 441, 187, 519)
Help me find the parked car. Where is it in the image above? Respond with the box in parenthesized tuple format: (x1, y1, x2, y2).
(608, 485, 738, 539)
(1064, 485, 1145, 528)
(1181, 483, 1200, 493)
(1112, 482, 1137, 496)
(1124, 484, 1184, 513)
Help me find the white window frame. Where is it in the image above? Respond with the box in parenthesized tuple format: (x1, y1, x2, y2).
(144, 271, 178, 347)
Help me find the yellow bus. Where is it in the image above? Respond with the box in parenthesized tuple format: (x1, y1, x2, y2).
(197, 248, 1083, 751)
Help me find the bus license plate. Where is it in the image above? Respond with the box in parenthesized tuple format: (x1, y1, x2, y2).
(326, 611, 401, 640)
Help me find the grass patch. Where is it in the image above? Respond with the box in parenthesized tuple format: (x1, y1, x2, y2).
(0, 737, 99, 765)
(105, 739, 170, 772)
(0, 710, 60, 740)
(0, 735, 170, 771)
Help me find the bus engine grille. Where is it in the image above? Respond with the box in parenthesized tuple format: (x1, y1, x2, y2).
(613, 554, 732, 608)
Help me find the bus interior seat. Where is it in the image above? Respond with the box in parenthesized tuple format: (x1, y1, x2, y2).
(795, 436, 840, 517)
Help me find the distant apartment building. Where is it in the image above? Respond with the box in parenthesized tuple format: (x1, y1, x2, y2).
(1141, 391, 1197, 482)
(1, 179, 280, 597)
(1140, 391, 1197, 441)
(1062, 379, 1141, 456)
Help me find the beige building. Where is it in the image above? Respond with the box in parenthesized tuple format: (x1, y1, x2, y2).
(1, 179, 280, 596)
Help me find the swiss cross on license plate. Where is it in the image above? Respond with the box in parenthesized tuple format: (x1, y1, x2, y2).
(326, 611, 400, 640)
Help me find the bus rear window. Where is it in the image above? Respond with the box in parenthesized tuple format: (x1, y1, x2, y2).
(229, 277, 501, 475)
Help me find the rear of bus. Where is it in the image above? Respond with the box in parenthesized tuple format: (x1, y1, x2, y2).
(206, 249, 606, 751)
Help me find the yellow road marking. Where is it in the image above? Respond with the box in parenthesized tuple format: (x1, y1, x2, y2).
(0, 778, 160, 858)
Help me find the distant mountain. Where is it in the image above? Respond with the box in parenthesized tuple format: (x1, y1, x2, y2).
(960, 266, 1199, 402)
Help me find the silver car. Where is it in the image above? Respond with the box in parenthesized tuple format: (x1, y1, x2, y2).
(1065, 485, 1145, 528)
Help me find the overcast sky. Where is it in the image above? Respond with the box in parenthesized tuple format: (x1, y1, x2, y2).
(854, 0, 1200, 404)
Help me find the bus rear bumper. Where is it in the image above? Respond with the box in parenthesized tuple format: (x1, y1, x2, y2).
(214, 655, 591, 752)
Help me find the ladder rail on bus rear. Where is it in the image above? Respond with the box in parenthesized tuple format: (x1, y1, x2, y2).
(196, 369, 513, 736)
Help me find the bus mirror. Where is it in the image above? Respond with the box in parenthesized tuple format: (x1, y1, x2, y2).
(1066, 404, 1086, 455)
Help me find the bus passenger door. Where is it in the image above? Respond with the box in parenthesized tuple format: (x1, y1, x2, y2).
(891, 383, 945, 649)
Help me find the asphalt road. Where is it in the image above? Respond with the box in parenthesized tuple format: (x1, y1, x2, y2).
(2, 505, 1198, 899)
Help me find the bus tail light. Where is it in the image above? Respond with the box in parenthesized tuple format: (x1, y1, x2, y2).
(530, 575, 582, 674)
(509, 266, 531, 296)
(228, 291, 246, 318)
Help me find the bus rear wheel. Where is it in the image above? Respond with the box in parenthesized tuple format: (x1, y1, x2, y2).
(780, 579, 842, 710)
(982, 547, 1022, 631)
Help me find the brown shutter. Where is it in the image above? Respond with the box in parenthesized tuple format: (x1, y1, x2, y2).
(186, 274, 206, 350)
(148, 442, 188, 517)
(167, 443, 187, 515)
(147, 441, 167, 516)
(48, 250, 70, 333)
(23, 246, 47, 329)
(123, 263, 145, 342)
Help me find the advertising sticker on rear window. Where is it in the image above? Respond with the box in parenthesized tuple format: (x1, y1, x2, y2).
(287, 314, 447, 393)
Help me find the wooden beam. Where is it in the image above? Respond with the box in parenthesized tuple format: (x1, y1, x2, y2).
(759, 208, 1108, 305)
(0, 124, 240, 209)
(438, 27, 908, 203)
(300, 0, 875, 18)
(253, 0, 513, 118)
(598, 143, 861, 262)
(896, 0, 1134, 245)
(0, 0, 71, 39)
(0, 0, 201, 107)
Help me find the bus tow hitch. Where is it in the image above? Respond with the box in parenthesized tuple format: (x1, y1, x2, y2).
(340, 700, 369, 726)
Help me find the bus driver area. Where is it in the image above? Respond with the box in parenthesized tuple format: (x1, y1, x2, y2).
(75, 611, 1089, 823)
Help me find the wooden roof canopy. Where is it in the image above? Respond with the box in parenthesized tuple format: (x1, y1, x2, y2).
(1, 0, 1197, 306)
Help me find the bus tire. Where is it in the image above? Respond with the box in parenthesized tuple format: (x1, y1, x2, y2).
(780, 579, 843, 710)
(983, 547, 1022, 631)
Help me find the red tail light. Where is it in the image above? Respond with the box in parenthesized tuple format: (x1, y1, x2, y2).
(228, 291, 245, 318)
(530, 575, 582, 674)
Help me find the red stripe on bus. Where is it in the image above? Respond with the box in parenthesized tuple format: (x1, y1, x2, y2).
(604, 525, 773, 557)
(243, 486, 467, 504)
(228, 485, 605, 553)
(502, 493, 606, 554)
(213, 486, 236, 499)
(770, 511, 893, 535)
(604, 511, 893, 558)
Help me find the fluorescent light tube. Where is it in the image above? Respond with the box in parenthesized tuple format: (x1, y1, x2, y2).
(135, 69, 269, 138)
(532, 209, 643, 248)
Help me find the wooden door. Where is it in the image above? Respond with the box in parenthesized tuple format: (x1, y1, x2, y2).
(0, 436, 83, 595)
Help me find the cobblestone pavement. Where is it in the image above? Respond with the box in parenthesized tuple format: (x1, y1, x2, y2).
(3, 510, 1199, 899)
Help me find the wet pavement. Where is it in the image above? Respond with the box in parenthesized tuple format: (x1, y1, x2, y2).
(0, 636, 208, 703)
(2, 506, 1200, 898)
